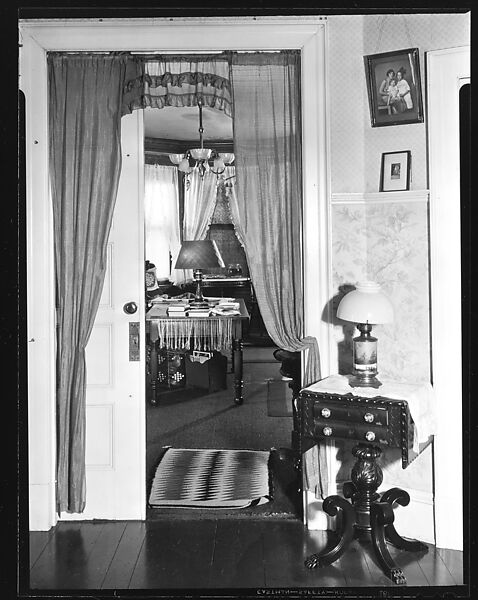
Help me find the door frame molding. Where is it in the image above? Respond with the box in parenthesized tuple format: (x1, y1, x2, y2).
(427, 45, 470, 551)
(19, 16, 332, 530)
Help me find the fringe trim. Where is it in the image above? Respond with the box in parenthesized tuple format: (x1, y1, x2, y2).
(155, 317, 233, 352)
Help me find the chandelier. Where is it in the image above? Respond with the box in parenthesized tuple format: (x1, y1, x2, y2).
(169, 97, 234, 187)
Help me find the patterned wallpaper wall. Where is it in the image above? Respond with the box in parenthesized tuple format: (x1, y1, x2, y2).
(327, 11, 470, 379)
(328, 13, 470, 193)
(332, 198, 431, 381)
(325, 12, 469, 493)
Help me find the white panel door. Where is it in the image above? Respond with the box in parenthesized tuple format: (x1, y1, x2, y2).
(60, 110, 146, 521)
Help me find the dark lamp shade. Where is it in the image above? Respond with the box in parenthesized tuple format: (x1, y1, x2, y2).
(174, 240, 225, 270)
(337, 281, 394, 325)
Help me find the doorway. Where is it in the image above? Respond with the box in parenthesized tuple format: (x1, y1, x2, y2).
(21, 17, 330, 530)
(141, 69, 300, 515)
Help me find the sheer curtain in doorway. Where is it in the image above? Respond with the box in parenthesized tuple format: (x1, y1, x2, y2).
(228, 51, 320, 385)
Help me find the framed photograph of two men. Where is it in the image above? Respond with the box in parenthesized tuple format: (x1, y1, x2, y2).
(364, 47, 424, 127)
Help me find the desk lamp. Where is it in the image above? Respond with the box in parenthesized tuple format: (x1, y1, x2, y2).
(174, 240, 225, 307)
(336, 281, 394, 388)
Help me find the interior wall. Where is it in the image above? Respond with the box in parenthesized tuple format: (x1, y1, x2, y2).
(325, 12, 470, 502)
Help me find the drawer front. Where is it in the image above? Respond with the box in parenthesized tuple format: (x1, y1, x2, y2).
(299, 390, 411, 464)
(312, 401, 389, 427)
(313, 420, 390, 445)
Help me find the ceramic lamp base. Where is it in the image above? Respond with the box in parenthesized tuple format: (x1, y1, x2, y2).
(349, 373, 382, 388)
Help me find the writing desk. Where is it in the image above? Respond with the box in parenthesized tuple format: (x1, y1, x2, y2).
(146, 298, 250, 405)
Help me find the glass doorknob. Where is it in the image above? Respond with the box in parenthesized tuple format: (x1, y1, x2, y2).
(123, 301, 138, 315)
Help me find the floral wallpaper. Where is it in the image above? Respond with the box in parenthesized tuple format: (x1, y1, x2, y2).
(331, 199, 431, 383)
(330, 198, 432, 491)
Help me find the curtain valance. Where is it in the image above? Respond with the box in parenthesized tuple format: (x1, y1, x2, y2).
(142, 55, 232, 116)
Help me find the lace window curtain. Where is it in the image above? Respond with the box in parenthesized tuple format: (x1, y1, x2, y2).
(48, 53, 142, 513)
(144, 164, 181, 282)
(142, 56, 232, 115)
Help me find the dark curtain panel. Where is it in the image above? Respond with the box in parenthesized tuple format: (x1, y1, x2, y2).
(48, 54, 142, 513)
(228, 51, 320, 385)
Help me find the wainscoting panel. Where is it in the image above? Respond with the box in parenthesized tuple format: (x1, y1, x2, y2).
(85, 404, 114, 470)
(98, 242, 113, 309)
(86, 324, 114, 387)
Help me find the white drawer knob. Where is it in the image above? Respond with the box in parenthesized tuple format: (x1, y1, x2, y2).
(365, 431, 376, 442)
(321, 407, 331, 418)
(323, 426, 333, 436)
(364, 412, 375, 423)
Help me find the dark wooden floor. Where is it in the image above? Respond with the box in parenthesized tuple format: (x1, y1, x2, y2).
(26, 348, 465, 594)
(28, 517, 464, 592)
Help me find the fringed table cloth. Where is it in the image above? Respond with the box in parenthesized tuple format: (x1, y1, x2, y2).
(146, 298, 250, 405)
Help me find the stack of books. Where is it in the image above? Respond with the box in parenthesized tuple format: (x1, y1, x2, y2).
(218, 300, 240, 310)
(166, 303, 190, 317)
(187, 306, 212, 318)
(211, 299, 241, 316)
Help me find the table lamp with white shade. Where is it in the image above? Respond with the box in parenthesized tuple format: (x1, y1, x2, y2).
(336, 281, 394, 388)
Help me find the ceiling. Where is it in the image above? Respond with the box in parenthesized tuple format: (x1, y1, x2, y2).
(143, 105, 233, 141)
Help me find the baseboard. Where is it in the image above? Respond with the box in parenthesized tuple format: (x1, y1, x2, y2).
(29, 483, 57, 531)
(303, 490, 329, 530)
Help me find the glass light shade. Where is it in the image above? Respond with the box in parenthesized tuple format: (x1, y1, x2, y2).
(174, 240, 225, 270)
(213, 158, 225, 171)
(190, 148, 212, 161)
(219, 153, 235, 164)
(169, 153, 184, 165)
(178, 158, 192, 173)
(337, 281, 394, 324)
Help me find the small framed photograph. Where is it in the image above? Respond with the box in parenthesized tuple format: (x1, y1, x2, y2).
(380, 151, 411, 192)
(364, 47, 424, 127)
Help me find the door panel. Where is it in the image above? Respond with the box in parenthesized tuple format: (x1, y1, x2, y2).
(60, 111, 146, 521)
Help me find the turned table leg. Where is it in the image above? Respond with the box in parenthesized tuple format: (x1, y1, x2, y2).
(149, 339, 159, 406)
(232, 337, 244, 405)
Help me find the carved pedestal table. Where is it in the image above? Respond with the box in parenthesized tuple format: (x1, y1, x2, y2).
(299, 375, 436, 585)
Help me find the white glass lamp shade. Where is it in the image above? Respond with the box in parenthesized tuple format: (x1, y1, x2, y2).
(337, 281, 394, 324)
(169, 153, 184, 165)
(190, 148, 212, 161)
(178, 157, 192, 173)
(213, 157, 225, 171)
(219, 152, 235, 164)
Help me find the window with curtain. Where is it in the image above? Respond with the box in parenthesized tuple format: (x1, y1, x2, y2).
(144, 164, 181, 281)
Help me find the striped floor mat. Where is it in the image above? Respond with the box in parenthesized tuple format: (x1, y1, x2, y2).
(148, 448, 271, 509)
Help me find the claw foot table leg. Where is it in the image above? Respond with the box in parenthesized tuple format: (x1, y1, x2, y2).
(370, 502, 407, 585)
(304, 495, 355, 569)
(380, 488, 428, 552)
